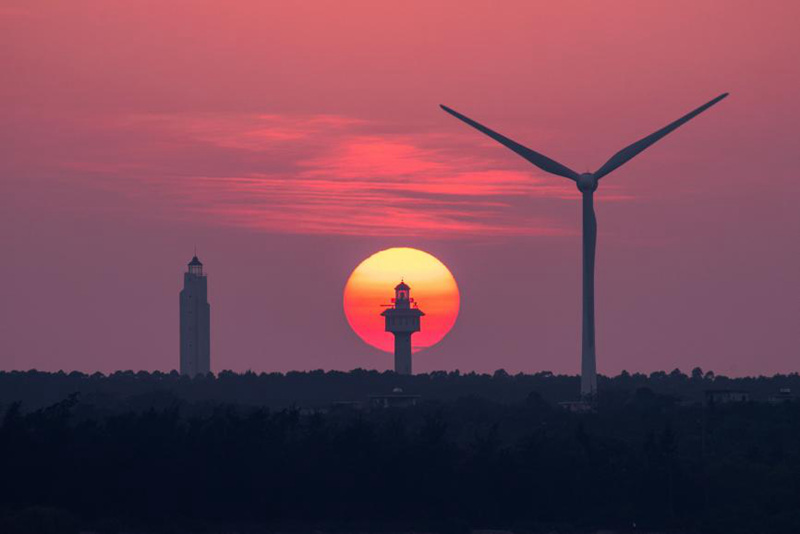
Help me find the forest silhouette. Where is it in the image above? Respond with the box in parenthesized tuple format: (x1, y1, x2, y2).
(2, 369, 800, 533)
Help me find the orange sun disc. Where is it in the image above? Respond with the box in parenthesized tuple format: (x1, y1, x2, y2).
(343, 247, 460, 353)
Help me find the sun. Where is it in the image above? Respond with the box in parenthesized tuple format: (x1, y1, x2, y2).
(343, 247, 460, 353)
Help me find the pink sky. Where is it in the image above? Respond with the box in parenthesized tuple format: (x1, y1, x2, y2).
(1, 0, 799, 376)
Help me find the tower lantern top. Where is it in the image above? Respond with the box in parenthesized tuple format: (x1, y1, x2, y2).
(188, 255, 204, 276)
(394, 280, 410, 308)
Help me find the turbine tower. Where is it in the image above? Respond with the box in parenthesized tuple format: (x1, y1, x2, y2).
(441, 93, 728, 399)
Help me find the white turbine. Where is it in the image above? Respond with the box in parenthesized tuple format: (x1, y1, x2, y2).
(441, 93, 728, 399)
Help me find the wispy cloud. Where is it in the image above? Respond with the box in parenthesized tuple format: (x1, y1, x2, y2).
(54, 112, 633, 238)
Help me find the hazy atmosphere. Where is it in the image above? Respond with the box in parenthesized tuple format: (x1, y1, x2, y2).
(2, 0, 799, 375)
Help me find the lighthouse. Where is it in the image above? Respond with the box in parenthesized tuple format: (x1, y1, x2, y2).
(381, 281, 425, 375)
(179, 255, 211, 376)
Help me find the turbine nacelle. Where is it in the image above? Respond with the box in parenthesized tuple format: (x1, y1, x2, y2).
(577, 173, 598, 193)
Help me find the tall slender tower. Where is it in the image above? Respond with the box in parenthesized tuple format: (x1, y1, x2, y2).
(381, 281, 425, 375)
(179, 255, 210, 376)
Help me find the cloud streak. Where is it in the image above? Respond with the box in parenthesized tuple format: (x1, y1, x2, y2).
(31, 111, 635, 238)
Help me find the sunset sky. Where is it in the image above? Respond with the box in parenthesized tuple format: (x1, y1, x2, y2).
(2, 1, 799, 376)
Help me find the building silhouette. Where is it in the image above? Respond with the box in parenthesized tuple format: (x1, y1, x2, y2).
(705, 389, 750, 405)
(381, 281, 424, 375)
(369, 387, 422, 408)
(179, 255, 210, 376)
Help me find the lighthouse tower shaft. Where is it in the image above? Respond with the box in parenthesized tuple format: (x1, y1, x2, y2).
(381, 282, 425, 375)
(393, 333, 413, 375)
(180, 256, 210, 377)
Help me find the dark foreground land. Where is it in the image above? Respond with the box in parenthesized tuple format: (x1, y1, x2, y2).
(2, 369, 800, 534)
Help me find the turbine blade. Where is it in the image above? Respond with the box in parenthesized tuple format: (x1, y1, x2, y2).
(594, 93, 729, 180)
(440, 105, 579, 181)
(582, 190, 596, 348)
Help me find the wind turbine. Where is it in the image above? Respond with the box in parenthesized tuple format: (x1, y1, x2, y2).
(441, 93, 728, 399)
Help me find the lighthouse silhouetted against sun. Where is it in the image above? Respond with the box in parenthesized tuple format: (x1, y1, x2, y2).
(381, 280, 425, 375)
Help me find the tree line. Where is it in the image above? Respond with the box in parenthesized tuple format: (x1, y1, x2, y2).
(1, 367, 798, 413)
(2, 373, 800, 533)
